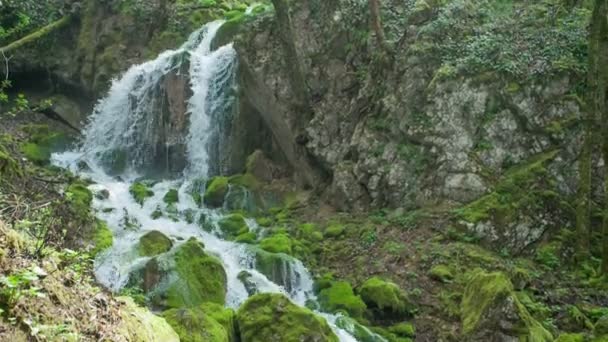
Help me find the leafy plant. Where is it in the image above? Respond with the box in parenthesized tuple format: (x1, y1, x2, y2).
(0, 267, 46, 310)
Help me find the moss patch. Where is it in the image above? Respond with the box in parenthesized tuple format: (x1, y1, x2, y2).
(237, 293, 339, 342)
(429, 265, 454, 283)
(218, 214, 249, 240)
(259, 233, 293, 255)
(129, 182, 154, 206)
(92, 220, 113, 256)
(318, 281, 367, 319)
(162, 306, 228, 342)
(204, 176, 228, 207)
(165, 238, 227, 308)
(163, 189, 179, 205)
(138, 230, 173, 257)
(359, 277, 413, 318)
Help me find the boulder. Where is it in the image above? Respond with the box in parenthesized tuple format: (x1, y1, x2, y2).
(138, 230, 173, 257)
(236, 293, 338, 342)
(162, 303, 236, 342)
(461, 270, 553, 342)
(217, 214, 249, 240)
(318, 281, 367, 319)
(204, 177, 229, 207)
(359, 277, 414, 320)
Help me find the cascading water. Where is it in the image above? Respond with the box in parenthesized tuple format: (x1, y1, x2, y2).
(52, 20, 371, 342)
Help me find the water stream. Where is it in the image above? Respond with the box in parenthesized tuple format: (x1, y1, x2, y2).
(52, 20, 364, 341)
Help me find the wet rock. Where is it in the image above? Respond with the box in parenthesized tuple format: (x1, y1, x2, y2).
(138, 230, 173, 257)
(204, 177, 229, 208)
(237, 271, 258, 296)
(358, 277, 414, 320)
(236, 293, 338, 342)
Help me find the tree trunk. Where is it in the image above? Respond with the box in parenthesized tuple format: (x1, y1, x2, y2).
(0, 15, 73, 54)
(595, 0, 608, 275)
(368, 0, 386, 50)
(270, 0, 311, 122)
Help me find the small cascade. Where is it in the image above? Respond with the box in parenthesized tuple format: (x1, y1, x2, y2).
(52, 19, 368, 342)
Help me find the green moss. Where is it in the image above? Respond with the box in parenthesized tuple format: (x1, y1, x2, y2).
(335, 316, 386, 342)
(256, 217, 273, 227)
(228, 173, 259, 189)
(428, 265, 454, 283)
(359, 277, 413, 318)
(165, 238, 227, 308)
(555, 333, 586, 342)
(237, 293, 339, 342)
(20, 142, 51, 165)
(163, 189, 179, 205)
(253, 248, 298, 289)
(138, 231, 173, 257)
(235, 232, 257, 244)
(318, 281, 367, 319)
(200, 302, 237, 342)
(152, 206, 163, 220)
(218, 214, 249, 240)
(456, 150, 559, 224)
(162, 306, 228, 342)
(461, 270, 552, 341)
(388, 323, 416, 337)
(129, 182, 154, 206)
(325, 224, 345, 238)
(66, 182, 93, 217)
(92, 220, 113, 256)
(204, 176, 228, 207)
(0, 141, 21, 179)
(259, 233, 293, 255)
(116, 297, 180, 341)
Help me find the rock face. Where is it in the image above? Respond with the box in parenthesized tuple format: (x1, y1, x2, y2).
(461, 270, 552, 342)
(236, 293, 339, 342)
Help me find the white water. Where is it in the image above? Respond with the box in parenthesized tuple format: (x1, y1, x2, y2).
(53, 20, 363, 342)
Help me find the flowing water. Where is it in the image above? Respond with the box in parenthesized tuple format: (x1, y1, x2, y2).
(52, 20, 371, 341)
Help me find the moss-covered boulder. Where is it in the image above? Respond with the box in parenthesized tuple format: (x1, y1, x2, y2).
(318, 281, 367, 319)
(116, 296, 179, 342)
(145, 238, 227, 309)
(130, 182, 154, 206)
(359, 277, 413, 319)
(236, 293, 338, 342)
(138, 230, 173, 257)
(253, 248, 298, 292)
(163, 189, 179, 205)
(461, 270, 553, 341)
(204, 176, 229, 207)
(218, 214, 249, 240)
(92, 220, 113, 256)
(162, 305, 231, 342)
(259, 233, 293, 255)
(66, 182, 94, 220)
(324, 224, 345, 238)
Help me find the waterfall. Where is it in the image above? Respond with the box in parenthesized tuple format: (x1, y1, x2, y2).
(52, 20, 365, 342)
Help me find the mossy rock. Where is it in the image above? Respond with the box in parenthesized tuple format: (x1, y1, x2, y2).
(318, 281, 367, 319)
(116, 296, 179, 342)
(359, 277, 413, 319)
(20, 142, 51, 165)
(235, 232, 257, 244)
(204, 176, 229, 207)
(218, 214, 249, 239)
(461, 270, 552, 341)
(92, 220, 113, 256)
(201, 302, 237, 342)
(236, 293, 339, 342)
(428, 265, 454, 283)
(335, 316, 386, 341)
(163, 189, 179, 205)
(253, 248, 297, 292)
(130, 182, 154, 206)
(555, 333, 586, 342)
(259, 233, 293, 255)
(145, 238, 227, 309)
(238, 271, 258, 296)
(325, 224, 345, 238)
(162, 305, 229, 342)
(138, 231, 173, 257)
